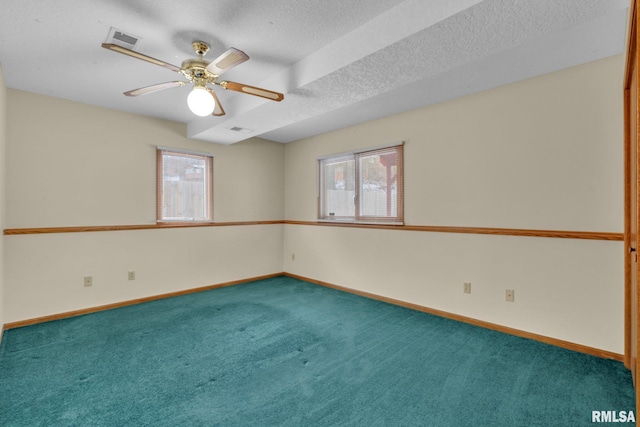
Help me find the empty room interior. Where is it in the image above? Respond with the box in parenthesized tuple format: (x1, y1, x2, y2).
(1, 0, 639, 425)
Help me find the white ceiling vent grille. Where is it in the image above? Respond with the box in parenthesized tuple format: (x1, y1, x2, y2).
(105, 27, 141, 50)
(229, 127, 253, 133)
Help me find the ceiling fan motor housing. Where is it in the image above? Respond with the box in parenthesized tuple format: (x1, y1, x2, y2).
(181, 58, 216, 81)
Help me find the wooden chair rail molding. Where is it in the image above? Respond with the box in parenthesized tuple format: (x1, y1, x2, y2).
(3, 220, 623, 241)
(3, 221, 284, 235)
(283, 220, 623, 241)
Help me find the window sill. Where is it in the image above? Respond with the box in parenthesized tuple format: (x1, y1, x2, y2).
(317, 219, 404, 226)
(156, 220, 215, 225)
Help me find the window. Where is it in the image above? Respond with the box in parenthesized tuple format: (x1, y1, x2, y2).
(157, 147, 213, 222)
(319, 143, 403, 224)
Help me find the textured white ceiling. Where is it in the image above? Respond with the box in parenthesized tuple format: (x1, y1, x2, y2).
(0, 0, 631, 144)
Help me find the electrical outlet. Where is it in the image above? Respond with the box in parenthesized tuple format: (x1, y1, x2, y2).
(128, 271, 136, 281)
(291, 253, 295, 261)
(84, 276, 93, 287)
(506, 289, 515, 302)
(463, 282, 471, 294)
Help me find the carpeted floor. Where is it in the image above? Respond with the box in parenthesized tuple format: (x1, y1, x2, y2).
(0, 276, 635, 426)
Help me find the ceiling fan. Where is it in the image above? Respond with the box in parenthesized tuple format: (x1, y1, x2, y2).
(101, 41, 284, 117)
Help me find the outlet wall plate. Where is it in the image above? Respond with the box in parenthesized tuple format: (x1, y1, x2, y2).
(506, 289, 515, 302)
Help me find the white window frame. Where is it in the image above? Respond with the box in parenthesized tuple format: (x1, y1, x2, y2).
(156, 147, 214, 223)
(318, 142, 404, 224)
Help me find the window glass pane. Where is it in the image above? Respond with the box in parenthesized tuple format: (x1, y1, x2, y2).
(318, 144, 403, 223)
(358, 150, 398, 218)
(322, 157, 355, 218)
(160, 152, 211, 221)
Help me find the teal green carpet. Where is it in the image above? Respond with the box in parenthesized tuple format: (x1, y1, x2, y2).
(0, 276, 635, 426)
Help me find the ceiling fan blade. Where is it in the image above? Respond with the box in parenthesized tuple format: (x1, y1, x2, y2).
(102, 43, 182, 72)
(207, 88, 226, 116)
(218, 81, 284, 102)
(124, 81, 187, 97)
(205, 48, 249, 76)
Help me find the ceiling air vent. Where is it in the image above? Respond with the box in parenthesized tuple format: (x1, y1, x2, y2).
(229, 127, 253, 134)
(105, 27, 141, 50)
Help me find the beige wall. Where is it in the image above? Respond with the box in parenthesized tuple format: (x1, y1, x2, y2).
(2, 54, 626, 355)
(283, 54, 625, 353)
(0, 66, 6, 338)
(6, 91, 284, 227)
(4, 91, 284, 322)
(5, 225, 283, 321)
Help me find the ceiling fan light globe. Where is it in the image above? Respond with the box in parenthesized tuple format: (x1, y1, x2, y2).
(187, 87, 216, 116)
